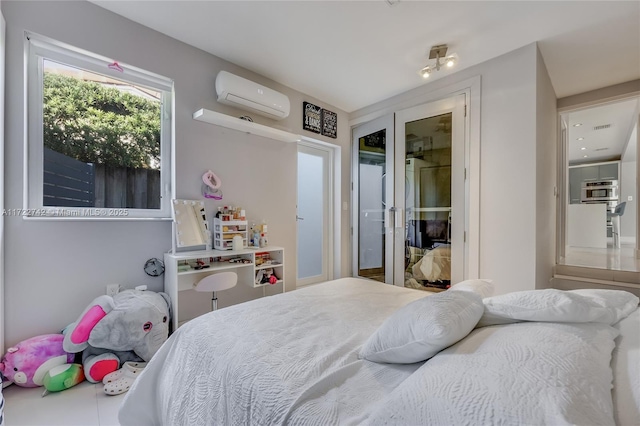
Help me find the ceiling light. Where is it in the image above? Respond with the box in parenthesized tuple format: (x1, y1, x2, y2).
(418, 44, 458, 78)
(577, 137, 584, 141)
(583, 155, 588, 158)
(573, 123, 582, 127)
(581, 147, 586, 150)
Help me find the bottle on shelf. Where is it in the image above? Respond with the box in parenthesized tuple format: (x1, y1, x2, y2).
(252, 224, 260, 248)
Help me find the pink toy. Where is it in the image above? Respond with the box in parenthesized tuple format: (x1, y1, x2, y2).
(0, 334, 74, 388)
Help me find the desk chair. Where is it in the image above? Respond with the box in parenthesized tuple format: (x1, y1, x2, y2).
(194, 272, 237, 311)
(607, 202, 626, 249)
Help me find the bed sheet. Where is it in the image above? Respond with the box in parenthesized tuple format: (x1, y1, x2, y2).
(612, 306, 640, 426)
(412, 244, 451, 281)
(118, 278, 431, 426)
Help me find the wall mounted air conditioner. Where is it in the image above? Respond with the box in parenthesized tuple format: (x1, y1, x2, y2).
(215, 71, 291, 120)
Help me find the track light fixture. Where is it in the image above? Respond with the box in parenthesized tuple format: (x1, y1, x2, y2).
(419, 44, 458, 79)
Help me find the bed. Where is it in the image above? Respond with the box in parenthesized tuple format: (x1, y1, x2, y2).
(118, 277, 640, 425)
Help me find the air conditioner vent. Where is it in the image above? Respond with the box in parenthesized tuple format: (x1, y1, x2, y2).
(594, 147, 609, 152)
(593, 124, 612, 130)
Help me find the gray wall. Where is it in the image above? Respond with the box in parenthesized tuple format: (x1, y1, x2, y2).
(350, 43, 552, 295)
(2, 0, 350, 346)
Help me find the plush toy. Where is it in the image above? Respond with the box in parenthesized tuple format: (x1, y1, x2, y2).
(42, 363, 85, 395)
(0, 334, 74, 388)
(63, 289, 171, 383)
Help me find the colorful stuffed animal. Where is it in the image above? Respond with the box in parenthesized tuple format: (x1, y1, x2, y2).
(63, 289, 171, 383)
(0, 334, 74, 388)
(42, 363, 85, 395)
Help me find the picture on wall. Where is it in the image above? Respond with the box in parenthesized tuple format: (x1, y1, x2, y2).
(303, 102, 322, 134)
(321, 109, 337, 138)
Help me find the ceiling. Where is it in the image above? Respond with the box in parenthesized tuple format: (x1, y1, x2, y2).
(565, 98, 639, 166)
(90, 1, 639, 114)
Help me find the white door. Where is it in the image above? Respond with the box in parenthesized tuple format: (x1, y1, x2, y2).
(297, 143, 332, 286)
(352, 114, 395, 283)
(394, 95, 466, 288)
(352, 96, 467, 288)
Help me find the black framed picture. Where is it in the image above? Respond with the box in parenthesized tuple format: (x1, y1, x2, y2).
(303, 102, 322, 133)
(321, 109, 337, 139)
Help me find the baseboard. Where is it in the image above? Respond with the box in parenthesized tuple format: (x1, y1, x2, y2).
(620, 236, 636, 245)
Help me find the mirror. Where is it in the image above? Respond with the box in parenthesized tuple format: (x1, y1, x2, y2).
(172, 199, 209, 249)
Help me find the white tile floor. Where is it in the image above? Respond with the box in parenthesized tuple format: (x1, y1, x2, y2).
(561, 241, 640, 272)
(3, 381, 124, 426)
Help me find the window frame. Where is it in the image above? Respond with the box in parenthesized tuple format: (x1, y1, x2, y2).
(25, 32, 174, 220)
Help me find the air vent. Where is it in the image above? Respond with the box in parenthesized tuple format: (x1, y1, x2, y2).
(594, 147, 609, 152)
(593, 124, 612, 130)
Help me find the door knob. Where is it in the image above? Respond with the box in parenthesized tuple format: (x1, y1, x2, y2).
(296, 215, 305, 221)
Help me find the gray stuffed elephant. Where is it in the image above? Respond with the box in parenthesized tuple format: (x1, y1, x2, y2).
(63, 289, 171, 383)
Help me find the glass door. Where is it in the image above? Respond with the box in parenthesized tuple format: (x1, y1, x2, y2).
(394, 95, 466, 289)
(352, 115, 394, 283)
(297, 143, 331, 286)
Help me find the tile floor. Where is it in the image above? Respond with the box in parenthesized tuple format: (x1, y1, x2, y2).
(561, 241, 640, 272)
(3, 381, 123, 426)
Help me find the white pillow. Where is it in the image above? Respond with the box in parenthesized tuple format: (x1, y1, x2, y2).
(359, 290, 484, 364)
(366, 321, 620, 425)
(478, 288, 639, 327)
(450, 279, 494, 298)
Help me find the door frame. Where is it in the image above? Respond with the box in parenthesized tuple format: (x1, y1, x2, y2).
(349, 76, 480, 280)
(296, 137, 340, 286)
(556, 93, 640, 265)
(0, 8, 5, 354)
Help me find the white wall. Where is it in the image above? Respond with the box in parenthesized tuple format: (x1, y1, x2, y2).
(350, 44, 546, 295)
(1, 0, 350, 346)
(535, 47, 558, 289)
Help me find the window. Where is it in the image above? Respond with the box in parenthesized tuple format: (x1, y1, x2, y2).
(25, 33, 173, 219)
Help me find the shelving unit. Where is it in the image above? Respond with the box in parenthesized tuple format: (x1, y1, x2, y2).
(164, 246, 285, 331)
(213, 217, 248, 250)
(253, 250, 285, 286)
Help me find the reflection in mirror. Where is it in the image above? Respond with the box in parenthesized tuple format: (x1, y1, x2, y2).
(172, 199, 209, 249)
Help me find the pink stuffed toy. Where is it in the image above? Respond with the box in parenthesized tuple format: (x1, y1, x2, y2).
(0, 334, 74, 387)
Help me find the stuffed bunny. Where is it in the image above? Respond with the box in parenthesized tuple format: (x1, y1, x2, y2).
(63, 289, 171, 383)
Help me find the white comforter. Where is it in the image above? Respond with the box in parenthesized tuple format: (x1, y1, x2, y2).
(119, 279, 639, 425)
(366, 321, 620, 425)
(119, 278, 431, 425)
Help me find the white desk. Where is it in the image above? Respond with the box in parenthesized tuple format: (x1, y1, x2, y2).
(567, 204, 607, 248)
(164, 246, 285, 331)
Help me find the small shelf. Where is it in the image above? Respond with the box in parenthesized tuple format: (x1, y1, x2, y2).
(255, 262, 282, 270)
(177, 261, 253, 275)
(193, 108, 301, 143)
(213, 217, 248, 250)
(254, 280, 284, 288)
